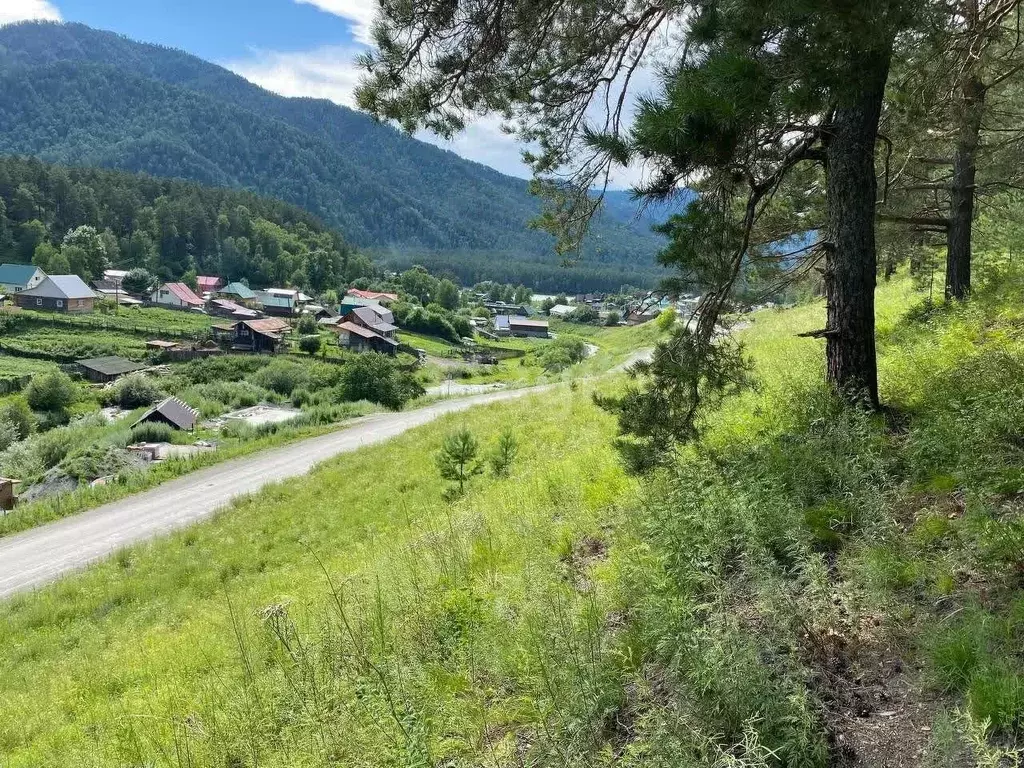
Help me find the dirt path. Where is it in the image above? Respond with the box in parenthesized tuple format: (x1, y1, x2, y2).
(0, 386, 549, 598)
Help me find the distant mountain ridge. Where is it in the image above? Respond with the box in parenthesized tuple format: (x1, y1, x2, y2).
(0, 22, 667, 288)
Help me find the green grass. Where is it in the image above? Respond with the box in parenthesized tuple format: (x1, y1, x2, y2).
(6, 305, 215, 335)
(0, 327, 152, 361)
(7, 270, 1024, 765)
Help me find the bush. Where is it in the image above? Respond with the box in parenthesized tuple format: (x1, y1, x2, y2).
(298, 334, 322, 355)
(297, 314, 318, 335)
(107, 373, 163, 409)
(337, 353, 424, 409)
(25, 371, 77, 412)
(0, 397, 34, 439)
(604, 310, 621, 326)
(537, 337, 588, 372)
(568, 304, 599, 324)
(130, 422, 175, 444)
(0, 418, 19, 452)
(252, 360, 309, 396)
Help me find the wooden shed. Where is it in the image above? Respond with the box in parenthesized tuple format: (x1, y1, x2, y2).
(132, 397, 199, 432)
(76, 356, 147, 383)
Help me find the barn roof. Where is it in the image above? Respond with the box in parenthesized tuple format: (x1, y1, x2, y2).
(133, 397, 199, 432)
(76, 356, 146, 376)
(160, 282, 205, 306)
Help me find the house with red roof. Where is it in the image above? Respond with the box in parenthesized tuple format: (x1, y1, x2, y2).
(197, 275, 225, 295)
(346, 288, 399, 306)
(150, 282, 206, 311)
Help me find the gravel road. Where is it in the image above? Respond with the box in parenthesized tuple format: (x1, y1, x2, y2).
(0, 386, 547, 598)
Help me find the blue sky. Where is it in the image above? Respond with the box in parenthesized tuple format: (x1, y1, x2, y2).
(0, 0, 541, 179)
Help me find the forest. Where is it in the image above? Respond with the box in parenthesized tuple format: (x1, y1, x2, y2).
(0, 155, 368, 290)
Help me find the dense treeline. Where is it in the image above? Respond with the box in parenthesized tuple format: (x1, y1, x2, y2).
(0, 156, 373, 289)
(0, 22, 663, 282)
(379, 251, 666, 295)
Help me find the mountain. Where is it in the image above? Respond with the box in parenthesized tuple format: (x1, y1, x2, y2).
(0, 22, 666, 290)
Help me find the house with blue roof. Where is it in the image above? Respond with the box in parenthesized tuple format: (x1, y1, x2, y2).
(14, 275, 96, 313)
(0, 263, 46, 296)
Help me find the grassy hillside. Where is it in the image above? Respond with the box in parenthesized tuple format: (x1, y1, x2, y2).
(3, 273, 1024, 766)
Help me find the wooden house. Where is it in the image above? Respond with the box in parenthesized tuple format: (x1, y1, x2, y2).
(337, 321, 399, 355)
(231, 317, 291, 353)
(15, 275, 96, 313)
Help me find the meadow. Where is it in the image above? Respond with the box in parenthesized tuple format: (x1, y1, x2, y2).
(3, 272, 1024, 766)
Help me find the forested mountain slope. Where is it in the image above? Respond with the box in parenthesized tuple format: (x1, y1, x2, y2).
(0, 155, 361, 290)
(0, 22, 666, 288)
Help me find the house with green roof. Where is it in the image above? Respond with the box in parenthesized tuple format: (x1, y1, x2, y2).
(0, 264, 46, 295)
(216, 282, 257, 303)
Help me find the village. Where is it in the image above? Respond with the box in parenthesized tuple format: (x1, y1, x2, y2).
(0, 262, 673, 518)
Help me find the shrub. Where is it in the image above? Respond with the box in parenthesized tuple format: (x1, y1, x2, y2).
(25, 371, 77, 412)
(0, 397, 34, 439)
(291, 388, 312, 408)
(537, 337, 588, 372)
(298, 334, 322, 355)
(337, 353, 424, 409)
(130, 422, 175, 444)
(252, 360, 309, 396)
(568, 304, 599, 324)
(604, 310, 621, 326)
(297, 314, 318, 335)
(108, 373, 162, 409)
(0, 418, 19, 452)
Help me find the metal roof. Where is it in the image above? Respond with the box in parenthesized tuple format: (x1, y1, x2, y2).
(77, 356, 147, 376)
(337, 321, 399, 345)
(0, 263, 42, 287)
(20, 275, 95, 300)
(220, 282, 256, 300)
(133, 397, 199, 432)
(157, 282, 205, 306)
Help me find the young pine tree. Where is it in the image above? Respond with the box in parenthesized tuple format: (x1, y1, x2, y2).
(488, 428, 519, 478)
(436, 428, 483, 496)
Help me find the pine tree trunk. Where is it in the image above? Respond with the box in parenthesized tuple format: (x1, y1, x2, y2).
(823, 49, 890, 410)
(946, 74, 985, 301)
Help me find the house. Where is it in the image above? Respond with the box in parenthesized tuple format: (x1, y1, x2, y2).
(76, 356, 147, 383)
(346, 288, 398, 306)
(303, 304, 337, 321)
(0, 264, 46, 295)
(255, 291, 297, 317)
(336, 321, 399, 355)
(208, 298, 261, 320)
(14, 275, 95, 313)
(339, 295, 382, 315)
(150, 282, 205, 311)
(548, 304, 575, 318)
(257, 288, 312, 314)
(93, 288, 144, 307)
(132, 397, 199, 432)
(317, 315, 345, 329)
(496, 315, 549, 338)
(217, 282, 257, 304)
(231, 317, 291, 353)
(344, 305, 397, 338)
(103, 269, 130, 286)
(484, 301, 531, 316)
(197, 275, 225, 295)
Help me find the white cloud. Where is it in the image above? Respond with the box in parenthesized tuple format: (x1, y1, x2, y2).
(0, 0, 62, 25)
(226, 45, 364, 107)
(294, 0, 376, 45)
